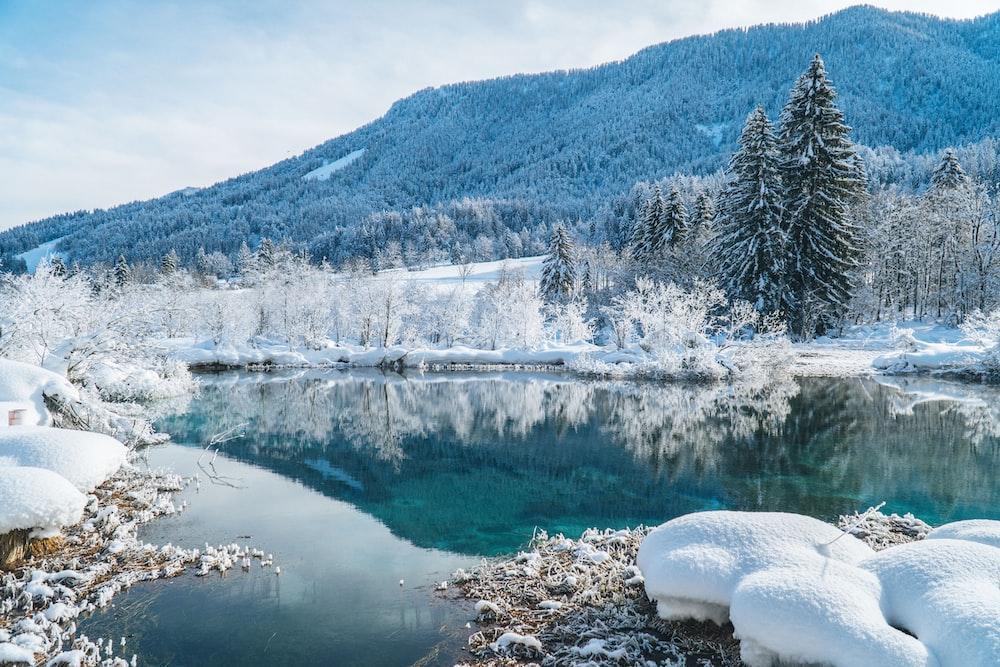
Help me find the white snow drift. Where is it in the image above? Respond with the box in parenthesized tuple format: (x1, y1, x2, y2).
(0, 467, 86, 536)
(0, 427, 127, 492)
(638, 511, 1000, 667)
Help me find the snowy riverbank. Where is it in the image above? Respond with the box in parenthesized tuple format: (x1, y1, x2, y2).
(450, 511, 998, 666)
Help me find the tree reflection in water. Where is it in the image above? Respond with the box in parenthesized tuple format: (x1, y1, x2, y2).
(158, 370, 1000, 555)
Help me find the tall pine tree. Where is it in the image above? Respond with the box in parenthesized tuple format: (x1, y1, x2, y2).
(161, 249, 180, 274)
(657, 186, 688, 251)
(539, 224, 577, 302)
(778, 54, 866, 335)
(631, 186, 661, 263)
(114, 254, 132, 288)
(714, 106, 786, 313)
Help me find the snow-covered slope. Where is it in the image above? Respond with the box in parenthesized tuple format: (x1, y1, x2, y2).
(14, 237, 65, 272)
(301, 148, 366, 181)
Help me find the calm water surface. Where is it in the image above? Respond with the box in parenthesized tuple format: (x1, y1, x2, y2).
(79, 370, 1000, 665)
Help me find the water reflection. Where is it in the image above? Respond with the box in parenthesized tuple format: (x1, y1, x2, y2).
(159, 371, 999, 556)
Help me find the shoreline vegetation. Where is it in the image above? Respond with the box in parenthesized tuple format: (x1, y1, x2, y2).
(446, 512, 931, 666)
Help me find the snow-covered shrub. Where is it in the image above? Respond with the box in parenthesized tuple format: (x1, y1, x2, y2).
(470, 268, 545, 349)
(545, 300, 594, 344)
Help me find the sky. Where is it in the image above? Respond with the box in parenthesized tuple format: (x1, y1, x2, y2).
(2, 1, 999, 231)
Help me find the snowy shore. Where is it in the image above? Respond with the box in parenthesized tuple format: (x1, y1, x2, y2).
(0, 359, 269, 666)
(450, 511, 998, 666)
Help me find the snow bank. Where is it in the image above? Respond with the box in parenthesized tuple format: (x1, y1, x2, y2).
(0, 359, 79, 427)
(0, 467, 86, 535)
(168, 338, 612, 369)
(638, 511, 999, 666)
(871, 322, 995, 377)
(0, 427, 127, 493)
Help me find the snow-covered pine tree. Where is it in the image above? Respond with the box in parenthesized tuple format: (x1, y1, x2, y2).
(539, 224, 577, 302)
(714, 106, 786, 313)
(689, 191, 716, 240)
(257, 238, 277, 269)
(236, 241, 255, 276)
(778, 54, 866, 335)
(49, 256, 67, 278)
(632, 186, 661, 263)
(161, 249, 180, 274)
(114, 254, 132, 288)
(657, 187, 688, 251)
(931, 149, 968, 190)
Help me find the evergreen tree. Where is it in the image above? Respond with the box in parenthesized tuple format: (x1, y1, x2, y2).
(257, 238, 277, 269)
(539, 224, 577, 302)
(931, 149, 968, 191)
(689, 191, 716, 239)
(49, 256, 67, 277)
(114, 254, 132, 288)
(195, 246, 209, 274)
(631, 186, 661, 262)
(778, 54, 866, 335)
(657, 186, 688, 251)
(714, 106, 786, 313)
(236, 241, 256, 276)
(161, 249, 180, 274)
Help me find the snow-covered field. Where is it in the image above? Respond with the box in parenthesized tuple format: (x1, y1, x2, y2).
(373, 254, 545, 288)
(14, 237, 64, 273)
(301, 148, 366, 181)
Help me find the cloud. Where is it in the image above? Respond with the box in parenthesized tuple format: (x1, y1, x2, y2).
(0, 0, 997, 230)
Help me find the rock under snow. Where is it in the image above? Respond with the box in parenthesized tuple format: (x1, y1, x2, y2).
(638, 511, 1000, 666)
(0, 466, 86, 535)
(0, 427, 127, 492)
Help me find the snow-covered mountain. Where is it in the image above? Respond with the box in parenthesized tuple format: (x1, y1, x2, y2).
(3, 5, 1000, 269)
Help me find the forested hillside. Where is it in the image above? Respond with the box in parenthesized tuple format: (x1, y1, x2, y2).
(3, 5, 1000, 270)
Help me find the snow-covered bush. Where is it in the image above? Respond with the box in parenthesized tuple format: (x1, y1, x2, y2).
(470, 268, 545, 349)
(545, 301, 594, 344)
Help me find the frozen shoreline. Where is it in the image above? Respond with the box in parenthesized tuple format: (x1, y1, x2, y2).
(448, 512, 934, 666)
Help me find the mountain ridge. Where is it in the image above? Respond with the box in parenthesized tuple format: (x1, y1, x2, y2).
(3, 5, 1000, 269)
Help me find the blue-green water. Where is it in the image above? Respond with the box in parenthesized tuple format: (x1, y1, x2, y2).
(79, 371, 1000, 665)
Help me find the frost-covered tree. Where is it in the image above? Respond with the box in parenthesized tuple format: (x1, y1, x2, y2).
(689, 191, 716, 241)
(161, 249, 180, 275)
(714, 106, 786, 314)
(49, 256, 67, 277)
(237, 241, 256, 277)
(114, 254, 132, 288)
(257, 238, 277, 270)
(631, 186, 661, 262)
(931, 149, 968, 190)
(658, 187, 688, 251)
(778, 54, 866, 335)
(539, 224, 577, 302)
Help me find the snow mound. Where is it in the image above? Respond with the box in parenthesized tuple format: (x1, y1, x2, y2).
(302, 148, 366, 181)
(636, 511, 1000, 666)
(0, 427, 127, 492)
(0, 359, 79, 426)
(0, 466, 86, 534)
(926, 519, 1000, 549)
(864, 537, 1000, 666)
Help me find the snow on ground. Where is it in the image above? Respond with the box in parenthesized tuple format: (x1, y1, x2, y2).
(375, 255, 545, 288)
(301, 148, 366, 181)
(0, 466, 86, 535)
(14, 236, 65, 273)
(165, 338, 609, 369)
(0, 427, 128, 492)
(638, 510, 1000, 666)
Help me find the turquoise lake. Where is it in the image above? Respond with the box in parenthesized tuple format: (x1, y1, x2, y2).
(78, 370, 1000, 665)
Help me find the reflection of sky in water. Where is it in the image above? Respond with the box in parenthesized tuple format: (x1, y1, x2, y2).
(79, 371, 1000, 666)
